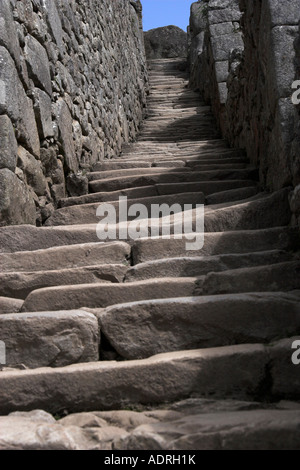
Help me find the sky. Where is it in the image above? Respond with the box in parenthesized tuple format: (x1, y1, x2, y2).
(141, 0, 193, 32)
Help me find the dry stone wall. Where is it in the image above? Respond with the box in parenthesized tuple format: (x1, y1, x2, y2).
(188, 0, 300, 224)
(0, 0, 148, 226)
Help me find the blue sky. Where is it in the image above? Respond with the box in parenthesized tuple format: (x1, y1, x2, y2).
(141, 0, 193, 32)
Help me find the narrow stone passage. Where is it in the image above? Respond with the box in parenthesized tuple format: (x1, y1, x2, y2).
(0, 58, 300, 450)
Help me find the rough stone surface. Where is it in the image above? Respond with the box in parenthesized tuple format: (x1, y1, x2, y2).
(144, 26, 187, 59)
(114, 410, 300, 450)
(0, 346, 268, 414)
(0, 310, 99, 368)
(0, 169, 36, 226)
(0, 265, 127, 300)
(0, 0, 21, 67)
(17, 146, 47, 197)
(201, 261, 300, 295)
(0, 46, 40, 158)
(0, 115, 18, 172)
(32, 88, 54, 140)
(0, 415, 128, 450)
(98, 293, 300, 359)
(0, 296, 23, 314)
(0, 241, 131, 273)
(24, 34, 52, 96)
(21, 278, 197, 312)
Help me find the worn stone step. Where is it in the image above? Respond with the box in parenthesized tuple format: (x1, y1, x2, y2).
(0, 296, 24, 314)
(0, 224, 103, 253)
(92, 161, 152, 171)
(120, 154, 248, 165)
(46, 192, 205, 226)
(115, 409, 300, 450)
(121, 150, 246, 161)
(193, 163, 248, 171)
(0, 241, 131, 272)
(21, 278, 198, 312)
(201, 261, 300, 295)
(206, 187, 259, 205)
(125, 250, 294, 281)
(96, 292, 300, 360)
(132, 227, 299, 264)
(59, 181, 255, 209)
(89, 169, 258, 193)
(122, 138, 229, 152)
(203, 188, 291, 232)
(83, 188, 291, 239)
(0, 265, 127, 300)
(5, 406, 299, 450)
(0, 310, 99, 368)
(87, 167, 192, 182)
(137, 134, 220, 142)
(0, 344, 270, 414)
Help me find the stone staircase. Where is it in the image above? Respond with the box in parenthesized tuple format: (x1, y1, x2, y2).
(0, 58, 300, 450)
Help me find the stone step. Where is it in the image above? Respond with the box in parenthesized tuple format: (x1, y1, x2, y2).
(193, 163, 248, 171)
(70, 189, 291, 239)
(0, 338, 296, 415)
(97, 292, 300, 360)
(203, 188, 291, 232)
(92, 161, 152, 171)
(0, 296, 23, 314)
(87, 167, 192, 182)
(201, 261, 300, 295)
(0, 310, 99, 368)
(114, 409, 300, 450)
(121, 149, 246, 160)
(21, 278, 198, 312)
(122, 138, 228, 150)
(131, 227, 299, 264)
(125, 250, 294, 281)
(46, 192, 205, 226)
(120, 152, 247, 162)
(0, 241, 131, 272)
(0, 265, 127, 300)
(137, 134, 220, 142)
(59, 181, 255, 209)
(206, 186, 259, 205)
(0, 224, 102, 253)
(89, 169, 258, 193)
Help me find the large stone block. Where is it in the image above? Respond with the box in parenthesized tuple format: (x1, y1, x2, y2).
(98, 293, 300, 360)
(265, 0, 300, 27)
(0, 310, 99, 368)
(270, 26, 298, 99)
(41, 0, 65, 55)
(0, 115, 18, 172)
(55, 98, 78, 173)
(0, 46, 40, 157)
(24, 35, 52, 96)
(210, 32, 244, 61)
(17, 146, 47, 196)
(0, 345, 268, 414)
(0, 0, 21, 67)
(0, 168, 36, 226)
(208, 7, 242, 25)
(190, 2, 207, 37)
(32, 88, 54, 139)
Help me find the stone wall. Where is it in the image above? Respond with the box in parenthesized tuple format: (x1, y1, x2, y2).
(0, 0, 148, 226)
(188, 0, 300, 222)
(188, 0, 243, 134)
